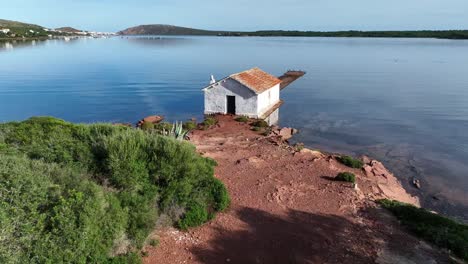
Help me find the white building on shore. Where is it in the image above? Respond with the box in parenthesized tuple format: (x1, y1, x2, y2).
(203, 67, 283, 124)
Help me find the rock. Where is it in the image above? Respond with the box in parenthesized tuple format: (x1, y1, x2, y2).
(362, 155, 372, 165)
(412, 179, 421, 189)
(143, 115, 164, 124)
(369, 160, 389, 178)
(363, 165, 374, 177)
(299, 148, 325, 158)
(278, 127, 296, 140)
(136, 115, 164, 128)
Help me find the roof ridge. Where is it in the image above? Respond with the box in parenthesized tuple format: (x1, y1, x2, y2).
(229, 67, 260, 78)
(229, 67, 281, 94)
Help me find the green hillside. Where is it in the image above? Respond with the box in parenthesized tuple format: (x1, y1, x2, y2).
(118, 24, 228, 35)
(0, 19, 48, 38)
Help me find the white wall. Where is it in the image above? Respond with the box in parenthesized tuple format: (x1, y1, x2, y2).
(204, 78, 258, 117)
(257, 84, 280, 116)
(264, 108, 279, 125)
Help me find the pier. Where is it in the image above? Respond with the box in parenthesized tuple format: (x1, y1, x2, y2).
(278, 70, 306, 90)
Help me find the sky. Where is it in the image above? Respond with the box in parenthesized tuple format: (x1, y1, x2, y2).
(1, 0, 468, 32)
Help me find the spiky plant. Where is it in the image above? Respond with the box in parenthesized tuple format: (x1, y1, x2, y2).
(162, 121, 189, 141)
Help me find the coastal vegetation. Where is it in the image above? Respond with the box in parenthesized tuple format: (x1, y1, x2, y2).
(335, 172, 356, 183)
(0, 19, 85, 40)
(241, 30, 468, 40)
(251, 120, 269, 128)
(378, 199, 468, 261)
(183, 120, 197, 131)
(0, 117, 229, 263)
(337, 155, 364, 169)
(234, 116, 249, 123)
(202, 116, 218, 129)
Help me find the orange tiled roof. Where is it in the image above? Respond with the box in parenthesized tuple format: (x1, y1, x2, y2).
(230, 67, 281, 94)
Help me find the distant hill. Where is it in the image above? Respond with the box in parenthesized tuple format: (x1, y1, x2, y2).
(118, 24, 227, 36)
(0, 19, 84, 39)
(0, 19, 45, 32)
(55, 27, 83, 33)
(119, 24, 468, 40)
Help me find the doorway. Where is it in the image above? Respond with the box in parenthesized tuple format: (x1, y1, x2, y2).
(226, 95, 236, 114)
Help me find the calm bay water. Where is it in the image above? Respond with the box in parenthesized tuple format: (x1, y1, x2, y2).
(1, 36, 468, 219)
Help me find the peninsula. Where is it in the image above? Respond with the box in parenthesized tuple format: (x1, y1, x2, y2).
(119, 24, 468, 40)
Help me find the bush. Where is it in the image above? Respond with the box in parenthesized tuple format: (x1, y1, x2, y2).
(140, 121, 155, 131)
(337, 155, 364, 169)
(294, 143, 305, 152)
(0, 117, 230, 263)
(0, 154, 127, 264)
(378, 199, 468, 261)
(149, 239, 159, 247)
(183, 120, 197, 131)
(210, 178, 230, 211)
(177, 202, 209, 230)
(335, 172, 356, 183)
(203, 117, 217, 128)
(251, 126, 262, 132)
(251, 120, 269, 128)
(235, 116, 249, 123)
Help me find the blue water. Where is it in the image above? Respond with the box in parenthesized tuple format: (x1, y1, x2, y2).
(1, 36, 468, 219)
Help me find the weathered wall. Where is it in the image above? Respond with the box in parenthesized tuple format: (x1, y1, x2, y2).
(265, 108, 279, 125)
(204, 78, 258, 117)
(257, 84, 280, 116)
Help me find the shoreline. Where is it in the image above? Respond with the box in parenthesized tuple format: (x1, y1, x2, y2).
(143, 115, 453, 263)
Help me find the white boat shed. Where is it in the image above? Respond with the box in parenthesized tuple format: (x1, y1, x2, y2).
(203, 67, 284, 124)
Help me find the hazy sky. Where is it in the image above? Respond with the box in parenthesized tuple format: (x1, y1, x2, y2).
(1, 0, 468, 32)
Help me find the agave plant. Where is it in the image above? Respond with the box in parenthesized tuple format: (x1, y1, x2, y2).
(162, 121, 189, 141)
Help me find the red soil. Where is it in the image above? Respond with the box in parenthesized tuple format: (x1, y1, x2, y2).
(143, 115, 450, 264)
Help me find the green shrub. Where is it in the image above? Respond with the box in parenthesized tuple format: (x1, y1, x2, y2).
(140, 121, 155, 131)
(107, 252, 142, 264)
(251, 127, 262, 132)
(0, 154, 127, 264)
(251, 120, 269, 128)
(335, 172, 356, 183)
(203, 117, 217, 128)
(235, 116, 249, 123)
(149, 239, 159, 247)
(210, 178, 230, 211)
(337, 155, 364, 169)
(154, 122, 173, 132)
(294, 143, 305, 151)
(0, 117, 230, 263)
(183, 120, 197, 131)
(177, 201, 209, 230)
(378, 199, 468, 261)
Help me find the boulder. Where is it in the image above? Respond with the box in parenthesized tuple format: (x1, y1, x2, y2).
(299, 148, 325, 159)
(143, 115, 164, 124)
(136, 115, 164, 128)
(362, 155, 372, 165)
(278, 127, 297, 140)
(362, 160, 391, 180)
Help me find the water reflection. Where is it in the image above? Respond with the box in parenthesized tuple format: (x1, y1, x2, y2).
(125, 36, 195, 48)
(1, 36, 468, 221)
(0, 37, 81, 51)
